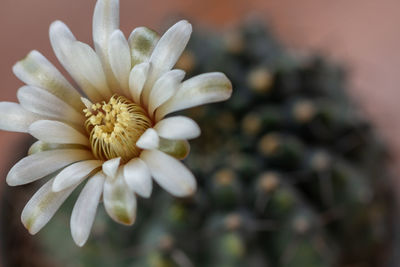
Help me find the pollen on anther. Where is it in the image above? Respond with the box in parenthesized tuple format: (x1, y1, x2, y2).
(83, 95, 152, 162)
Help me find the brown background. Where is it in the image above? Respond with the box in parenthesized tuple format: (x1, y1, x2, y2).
(1, 0, 400, 190)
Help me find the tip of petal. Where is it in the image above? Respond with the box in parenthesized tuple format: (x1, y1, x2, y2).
(12, 50, 38, 78)
(21, 211, 40, 235)
(72, 232, 88, 247)
(140, 192, 151, 198)
(107, 202, 136, 226)
(76, 241, 86, 247)
(176, 180, 197, 198)
(6, 165, 25, 186)
(81, 97, 93, 109)
(211, 72, 233, 100)
(6, 175, 17, 187)
(136, 128, 159, 150)
(175, 20, 192, 32)
(116, 212, 136, 226)
(170, 20, 192, 42)
(102, 158, 121, 178)
(49, 20, 67, 32)
(110, 29, 124, 39)
(52, 181, 63, 192)
(49, 20, 75, 45)
(224, 74, 233, 96)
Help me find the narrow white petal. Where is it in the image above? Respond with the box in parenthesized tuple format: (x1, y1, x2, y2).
(17, 86, 85, 126)
(108, 30, 131, 96)
(13, 50, 84, 112)
(154, 116, 200, 140)
(71, 41, 112, 99)
(123, 158, 152, 198)
(6, 149, 93, 186)
(142, 20, 192, 105)
(28, 141, 84, 155)
(71, 172, 105, 247)
(156, 72, 232, 121)
(103, 168, 136, 225)
(141, 150, 196, 197)
(148, 69, 185, 117)
(21, 177, 77, 235)
(29, 120, 89, 146)
(0, 102, 42, 133)
(102, 157, 120, 178)
(128, 62, 150, 104)
(93, 0, 121, 93)
(52, 160, 103, 192)
(128, 27, 159, 66)
(49, 21, 103, 102)
(93, 0, 120, 53)
(136, 128, 159, 150)
(81, 97, 93, 110)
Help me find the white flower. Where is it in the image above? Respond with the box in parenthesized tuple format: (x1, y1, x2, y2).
(2, 0, 232, 246)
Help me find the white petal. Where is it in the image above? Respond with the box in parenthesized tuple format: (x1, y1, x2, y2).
(123, 158, 152, 198)
(141, 149, 196, 197)
(71, 41, 112, 99)
(102, 157, 120, 178)
(93, 0, 121, 93)
(156, 72, 232, 121)
(71, 172, 105, 247)
(21, 177, 77, 235)
(108, 30, 131, 96)
(158, 139, 191, 160)
(29, 120, 89, 146)
(81, 97, 93, 110)
(13, 50, 84, 112)
(28, 141, 84, 155)
(148, 69, 185, 117)
(136, 128, 159, 150)
(49, 21, 103, 102)
(128, 27, 159, 66)
(142, 20, 192, 106)
(103, 168, 136, 225)
(52, 160, 103, 192)
(17, 86, 85, 126)
(0, 102, 42, 133)
(6, 149, 93, 186)
(93, 0, 119, 54)
(128, 62, 150, 104)
(154, 116, 200, 140)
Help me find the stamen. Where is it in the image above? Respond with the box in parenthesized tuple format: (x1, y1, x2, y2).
(84, 95, 152, 162)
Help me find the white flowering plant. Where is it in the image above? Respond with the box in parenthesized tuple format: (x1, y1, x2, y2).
(1, 0, 231, 246)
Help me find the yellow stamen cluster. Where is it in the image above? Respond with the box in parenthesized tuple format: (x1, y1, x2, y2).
(84, 95, 152, 162)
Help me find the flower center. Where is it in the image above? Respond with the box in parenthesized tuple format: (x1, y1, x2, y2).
(83, 95, 152, 162)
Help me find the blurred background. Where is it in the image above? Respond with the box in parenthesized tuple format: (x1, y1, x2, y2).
(1, 0, 400, 266)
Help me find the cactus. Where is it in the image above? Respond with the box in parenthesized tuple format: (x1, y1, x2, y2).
(1, 21, 394, 267)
